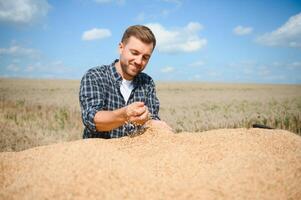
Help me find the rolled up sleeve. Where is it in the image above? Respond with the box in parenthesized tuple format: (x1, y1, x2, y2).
(79, 71, 106, 132)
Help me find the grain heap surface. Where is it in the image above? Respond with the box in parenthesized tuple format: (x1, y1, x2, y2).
(1, 127, 301, 199)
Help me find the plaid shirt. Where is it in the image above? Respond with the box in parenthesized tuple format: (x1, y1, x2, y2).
(79, 59, 160, 139)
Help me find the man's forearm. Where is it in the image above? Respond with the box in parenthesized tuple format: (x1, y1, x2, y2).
(93, 102, 150, 132)
(94, 107, 127, 132)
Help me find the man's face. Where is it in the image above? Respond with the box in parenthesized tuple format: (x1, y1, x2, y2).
(118, 36, 153, 80)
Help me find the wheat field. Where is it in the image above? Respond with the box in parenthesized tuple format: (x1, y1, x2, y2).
(0, 78, 300, 152)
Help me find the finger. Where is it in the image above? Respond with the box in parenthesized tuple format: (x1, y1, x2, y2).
(132, 101, 144, 107)
(126, 103, 143, 116)
(139, 109, 149, 121)
(129, 116, 143, 126)
(134, 106, 147, 116)
(129, 110, 149, 125)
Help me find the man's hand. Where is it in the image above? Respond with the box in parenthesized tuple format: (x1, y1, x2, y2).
(125, 102, 150, 125)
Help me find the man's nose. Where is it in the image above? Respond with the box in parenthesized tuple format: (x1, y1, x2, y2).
(135, 56, 143, 65)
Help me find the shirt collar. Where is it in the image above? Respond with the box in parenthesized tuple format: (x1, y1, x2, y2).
(110, 59, 122, 83)
(110, 59, 142, 88)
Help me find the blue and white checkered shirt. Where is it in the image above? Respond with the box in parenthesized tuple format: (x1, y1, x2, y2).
(79, 59, 160, 139)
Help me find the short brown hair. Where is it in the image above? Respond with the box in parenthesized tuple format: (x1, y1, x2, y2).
(121, 25, 156, 50)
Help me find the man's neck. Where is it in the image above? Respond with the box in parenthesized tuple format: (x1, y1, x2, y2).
(115, 60, 133, 81)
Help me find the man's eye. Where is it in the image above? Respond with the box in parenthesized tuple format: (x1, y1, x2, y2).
(131, 51, 138, 55)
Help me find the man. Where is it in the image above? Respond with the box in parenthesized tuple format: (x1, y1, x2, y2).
(79, 25, 170, 139)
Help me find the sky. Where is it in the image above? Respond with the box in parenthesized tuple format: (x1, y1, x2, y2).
(0, 0, 301, 84)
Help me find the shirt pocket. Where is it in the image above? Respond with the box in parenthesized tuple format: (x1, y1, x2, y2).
(107, 91, 123, 110)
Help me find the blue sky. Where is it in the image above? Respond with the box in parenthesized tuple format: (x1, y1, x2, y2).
(0, 0, 301, 84)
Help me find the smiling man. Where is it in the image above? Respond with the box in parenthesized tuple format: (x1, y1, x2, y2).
(79, 25, 170, 139)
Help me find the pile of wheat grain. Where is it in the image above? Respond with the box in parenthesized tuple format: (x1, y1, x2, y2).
(1, 126, 301, 199)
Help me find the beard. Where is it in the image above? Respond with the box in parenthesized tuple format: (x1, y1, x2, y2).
(120, 60, 142, 80)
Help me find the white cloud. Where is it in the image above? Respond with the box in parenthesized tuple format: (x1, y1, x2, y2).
(25, 65, 34, 72)
(161, 9, 170, 17)
(207, 70, 219, 77)
(25, 60, 72, 74)
(12, 58, 20, 63)
(0, 0, 50, 24)
(189, 60, 205, 67)
(6, 64, 20, 72)
(94, 0, 112, 3)
(146, 22, 207, 53)
(228, 60, 257, 68)
(258, 65, 270, 76)
(286, 61, 301, 70)
(226, 60, 301, 83)
(3, 59, 74, 78)
(82, 28, 111, 41)
(158, 0, 182, 17)
(271, 61, 282, 67)
(291, 61, 301, 67)
(243, 68, 253, 75)
(134, 0, 181, 22)
(270, 61, 301, 69)
(233, 25, 253, 35)
(94, 0, 125, 5)
(0, 44, 39, 58)
(193, 74, 201, 79)
(24, 62, 42, 72)
(256, 12, 301, 48)
(162, 0, 182, 6)
(161, 66, 174, 73)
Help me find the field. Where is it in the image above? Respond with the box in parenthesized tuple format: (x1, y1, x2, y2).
(0, 78, 300, 151)
(1, 78, 301, 199)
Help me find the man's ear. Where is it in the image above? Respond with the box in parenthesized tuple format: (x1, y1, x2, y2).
(118, 42, 124, 54)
